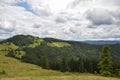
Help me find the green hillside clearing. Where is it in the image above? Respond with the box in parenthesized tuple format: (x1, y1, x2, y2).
(47, 42, 71, 47)
(0, 43, 18, 56)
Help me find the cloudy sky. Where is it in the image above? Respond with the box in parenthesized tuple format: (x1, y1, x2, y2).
(0, 0, 120, 41)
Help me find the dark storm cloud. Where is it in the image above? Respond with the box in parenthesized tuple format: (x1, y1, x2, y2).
(86, 9, 114, 26)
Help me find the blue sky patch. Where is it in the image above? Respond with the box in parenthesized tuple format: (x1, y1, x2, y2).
(14, 1, 38, 15)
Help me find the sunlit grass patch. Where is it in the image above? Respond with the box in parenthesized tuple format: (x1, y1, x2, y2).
(47, 42, 71, 48)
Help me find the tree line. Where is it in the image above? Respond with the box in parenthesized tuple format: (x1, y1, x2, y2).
(6, 44, 120, 77)
(37, 44, 120, 76)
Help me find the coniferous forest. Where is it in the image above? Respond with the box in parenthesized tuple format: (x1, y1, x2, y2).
(0, 35, 120, 77)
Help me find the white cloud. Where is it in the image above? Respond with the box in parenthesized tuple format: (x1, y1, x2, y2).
(0, 0, 120, 40)
(86, 8, 114, 25)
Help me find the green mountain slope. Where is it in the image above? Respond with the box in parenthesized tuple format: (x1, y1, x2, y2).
(0, 35, 120, 73)
(3, 35, 119, 62)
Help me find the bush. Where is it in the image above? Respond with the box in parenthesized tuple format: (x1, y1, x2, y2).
(0, 70, 6, 75)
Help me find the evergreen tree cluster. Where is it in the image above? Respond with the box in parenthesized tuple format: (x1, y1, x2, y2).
(20, 44, 120, 76)
(2, 35, 120, 76)
(98, 44, 112, 76)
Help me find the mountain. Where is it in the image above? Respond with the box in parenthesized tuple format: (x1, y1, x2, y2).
(85, 40, 120, 45)
(0, 35, 120, 62)
(0, 35, 101, 59)
(0, 39, 4, 42)
(0, 35, 120, 73)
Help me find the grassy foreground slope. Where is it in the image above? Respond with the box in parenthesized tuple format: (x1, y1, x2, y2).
(0, 55, 64, 77)
(0, 56, 120, 80)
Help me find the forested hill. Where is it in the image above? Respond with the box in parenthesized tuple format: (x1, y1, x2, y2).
(0, 35, 120, 62)
(0, 35, 120, 73)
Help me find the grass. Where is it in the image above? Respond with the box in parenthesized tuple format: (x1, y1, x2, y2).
(13, 51, 26, 59)
(0, 55, 64, 77)
(28, 38, 43, 48)
(0, 55, 120, 80)
(47, 42, 71, 48)
(0, 43, 18, 55)
(0, 38, 43, 58)
(0, 74, 120, 80)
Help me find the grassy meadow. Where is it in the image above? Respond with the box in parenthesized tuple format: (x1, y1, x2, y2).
(0, 55, 120, 80)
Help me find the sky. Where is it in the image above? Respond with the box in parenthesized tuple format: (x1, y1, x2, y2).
(0, 0, 120, 41)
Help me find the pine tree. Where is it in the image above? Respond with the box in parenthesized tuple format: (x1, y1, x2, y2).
(69, 58, 77, 72)
(98, 44, 112, 76)
(78, 57, 84, 73)
(41, 54, 49, 69)
(88, 61, 94, 73)
(60, 57, 69, 72)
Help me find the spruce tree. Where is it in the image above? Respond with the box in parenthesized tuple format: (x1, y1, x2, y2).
(60, 57, 69, 72)
(98, 44, 112, 76)
(78, 58, 84, 73)
(69, 58, 77, 72)
(41, 54, 49, 69)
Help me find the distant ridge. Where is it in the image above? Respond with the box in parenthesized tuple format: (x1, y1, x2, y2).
(85, 40, 120, 45)
(1, 34, 120, 45)
(0, 39, 4, 42)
